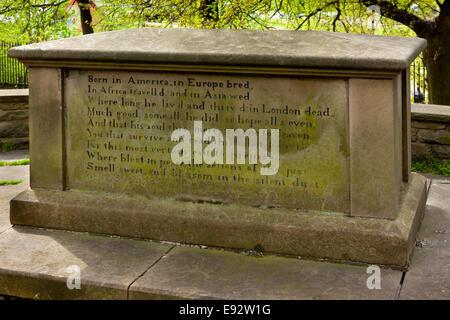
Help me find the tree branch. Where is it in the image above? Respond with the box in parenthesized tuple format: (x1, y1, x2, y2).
(360, 0, 434, 35)
(0, 0, 67, 15)
(269, 0, 283, 19)
(332, 3, 342, 32)
(295, 1, 338, 30)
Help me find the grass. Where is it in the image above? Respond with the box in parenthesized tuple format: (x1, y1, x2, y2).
(0, 159, 29, 166)
(0, 158, 28, 186)
(0, 180, 23, 185)
(412, 154, 450, 177)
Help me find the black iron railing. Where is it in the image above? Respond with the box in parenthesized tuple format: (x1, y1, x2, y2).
(411, 56, 428, 104)
(0, 41, 29, 88)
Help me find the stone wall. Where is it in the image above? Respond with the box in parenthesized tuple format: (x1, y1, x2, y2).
(412, 103, 450, 160)
(0, 89, 29, 145)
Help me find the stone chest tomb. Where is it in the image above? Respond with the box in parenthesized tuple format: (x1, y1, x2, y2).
(8, 28, 427, 268)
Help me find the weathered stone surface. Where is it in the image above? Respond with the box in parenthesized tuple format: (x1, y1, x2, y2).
(0, 163, 29, 182)
(412, 103, 450, 123)
(349, 78, 399, 219)
(0, 165, 29, 234)
(0, 169, 443, 300)
(411, 120, 446, 130)
(411, 142, 431, 160)
(0, 226, 172, 300)
(0, 137, 29, 145)
(129, 246, 403, 300)
(410, 104, 450, 160)
(0, 149, 29, 161)
(28, 68, 63, 190)
(0, 89, 28, 103)
(65, 69, 349, 213)
(0, 100, 28, 112)
(417, 129, 450, 145)
(432, 144, 450, 159)
(9, 29, 426, 71)
(10, 173, 427, 267)
(0, 90, 29, 142)
(411, 127, 418, 142)
(400, 181, 450, 300)
(0, 109, 28, 121)
(0, 119, 28, 138)
(8, 29, 429, 267)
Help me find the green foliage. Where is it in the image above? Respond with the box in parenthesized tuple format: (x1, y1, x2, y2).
(0, 142, 18, 151)
(0, 180, 23, 185)
(412, 154, 450, 177)
(0, 1, 440, 100)
(89, 0, 440, 36)
(0, 1, 443, 42)
(0, 159, 30, 166)
(0, 0, 80, 42)
(92, 0, 274, 30)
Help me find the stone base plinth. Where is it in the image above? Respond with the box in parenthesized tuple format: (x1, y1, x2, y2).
(10, 173, 428, 269)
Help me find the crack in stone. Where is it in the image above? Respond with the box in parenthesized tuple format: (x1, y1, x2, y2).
(126, 245, 175, 300)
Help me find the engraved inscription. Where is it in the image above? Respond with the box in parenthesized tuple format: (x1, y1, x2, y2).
(65, 70, 349, 213)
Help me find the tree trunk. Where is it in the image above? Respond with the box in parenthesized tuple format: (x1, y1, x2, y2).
(78, 0, 94, 34)
(360, 0, 450, 106)
(419, 14, 450, 105)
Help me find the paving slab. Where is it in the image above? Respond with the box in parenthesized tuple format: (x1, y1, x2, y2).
(400, 180, 450, 300)
(0, 149, 29, 162)
(420, 173, 450, 183)
(0, 226, 172, 299)
(0, 164, 29, 182)
(129, 246, 403, 300)
(0, 165, 29, 234)
(0, 166, 447, 300)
